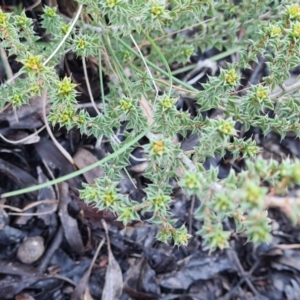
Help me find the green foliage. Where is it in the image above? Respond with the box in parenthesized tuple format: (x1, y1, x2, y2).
(3, 0, 300, 250)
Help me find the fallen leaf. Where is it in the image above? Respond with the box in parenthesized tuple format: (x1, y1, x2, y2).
(0, 97, 48, 135)
(84, 287, 95, 300)
(0, 261, 45, 299)
(72, 239, 104, 300)
(58, 182, 85, 255)
(124, 256, 160, 300)
(35, 139, 80, 189)
(0, 158, 37, 194)
(159, 250, 238, 291)
(101, 220, 123, 300)
(73, 147, 106, 184)
(36, 167, 58, 225)
(139, 95, 154, 126)
(15, 293, 35, 300)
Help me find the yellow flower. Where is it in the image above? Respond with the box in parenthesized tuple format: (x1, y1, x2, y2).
(0, 10, 8, 25)
(120, 99, 133, 111)
(160, 97, 175, 109)
(291, 22, 300, 38)
(255, 86, 269, 101)
(152, 140, 165, 156)
(269, 25, 282, 37)
(286, 4, 300, 19)
(103, 191, 117, 206)
(24, 55, 44, 72)
(150, 4, 164, 16)
(218, 120, 236, 136)
(224, 69, 239, 86)
(106, 0, 117, 8)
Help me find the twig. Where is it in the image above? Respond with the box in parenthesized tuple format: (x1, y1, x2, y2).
(38, 225, 64, 272)
(41, 160, 60, 199)
(228, 249, 264, 298)
(82, 56, 102, 115)
(189, 195, 195, 234)
(1, 126, 152, 198)
(0, 126, 46, 144)
(25, 0, 41, 11)
(5, 4, 83, 86)
(42, 88, 75, 165)
(51, 274, 76, 286)
(178, 152, 197, 172)
(72, 239, 105, 300)
(43, 5, 83, 66)
(265, 195, 299, 207)
(8, 207, 57, 216)
(130, 34, 159, 100)
(270, 79, 300, 100)
(0, 199, 58, 212)
(276, 244, 300, 250)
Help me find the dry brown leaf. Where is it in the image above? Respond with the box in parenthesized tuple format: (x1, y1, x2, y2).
(139, 95, 154, 126)
(72, 239, 104, 300)
(84, 287, 95, 300)
(36, 167, 58, 225)
(0, 97, 48, 134)
(101, 220, 123, 300)
(58, 182, 85, 255)
(15, 293, 35, 300)
(73, 148, 106, 184)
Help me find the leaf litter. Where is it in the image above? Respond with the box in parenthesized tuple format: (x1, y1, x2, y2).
(101, 220, 124, 300)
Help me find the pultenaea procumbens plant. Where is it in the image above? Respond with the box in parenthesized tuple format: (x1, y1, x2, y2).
(1, 1, 300, 251)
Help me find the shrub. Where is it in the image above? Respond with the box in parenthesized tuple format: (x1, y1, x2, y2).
(1, 0, 300, 251)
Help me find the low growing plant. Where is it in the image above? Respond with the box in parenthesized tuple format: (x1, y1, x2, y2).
(2, 0, 300, 251)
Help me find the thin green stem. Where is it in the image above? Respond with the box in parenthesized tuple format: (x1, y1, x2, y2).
(1, 127, 151, 198)
(43, 4, 83, 66)
(98, 47, 106, 114)
(0, 48, 14, 81)
(103, 35, 132, 96)
(171, 46, 243, 75)
(144, 33, 173, 97)
(116, 37, 199, 94)
(130, 34, 159, 99)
